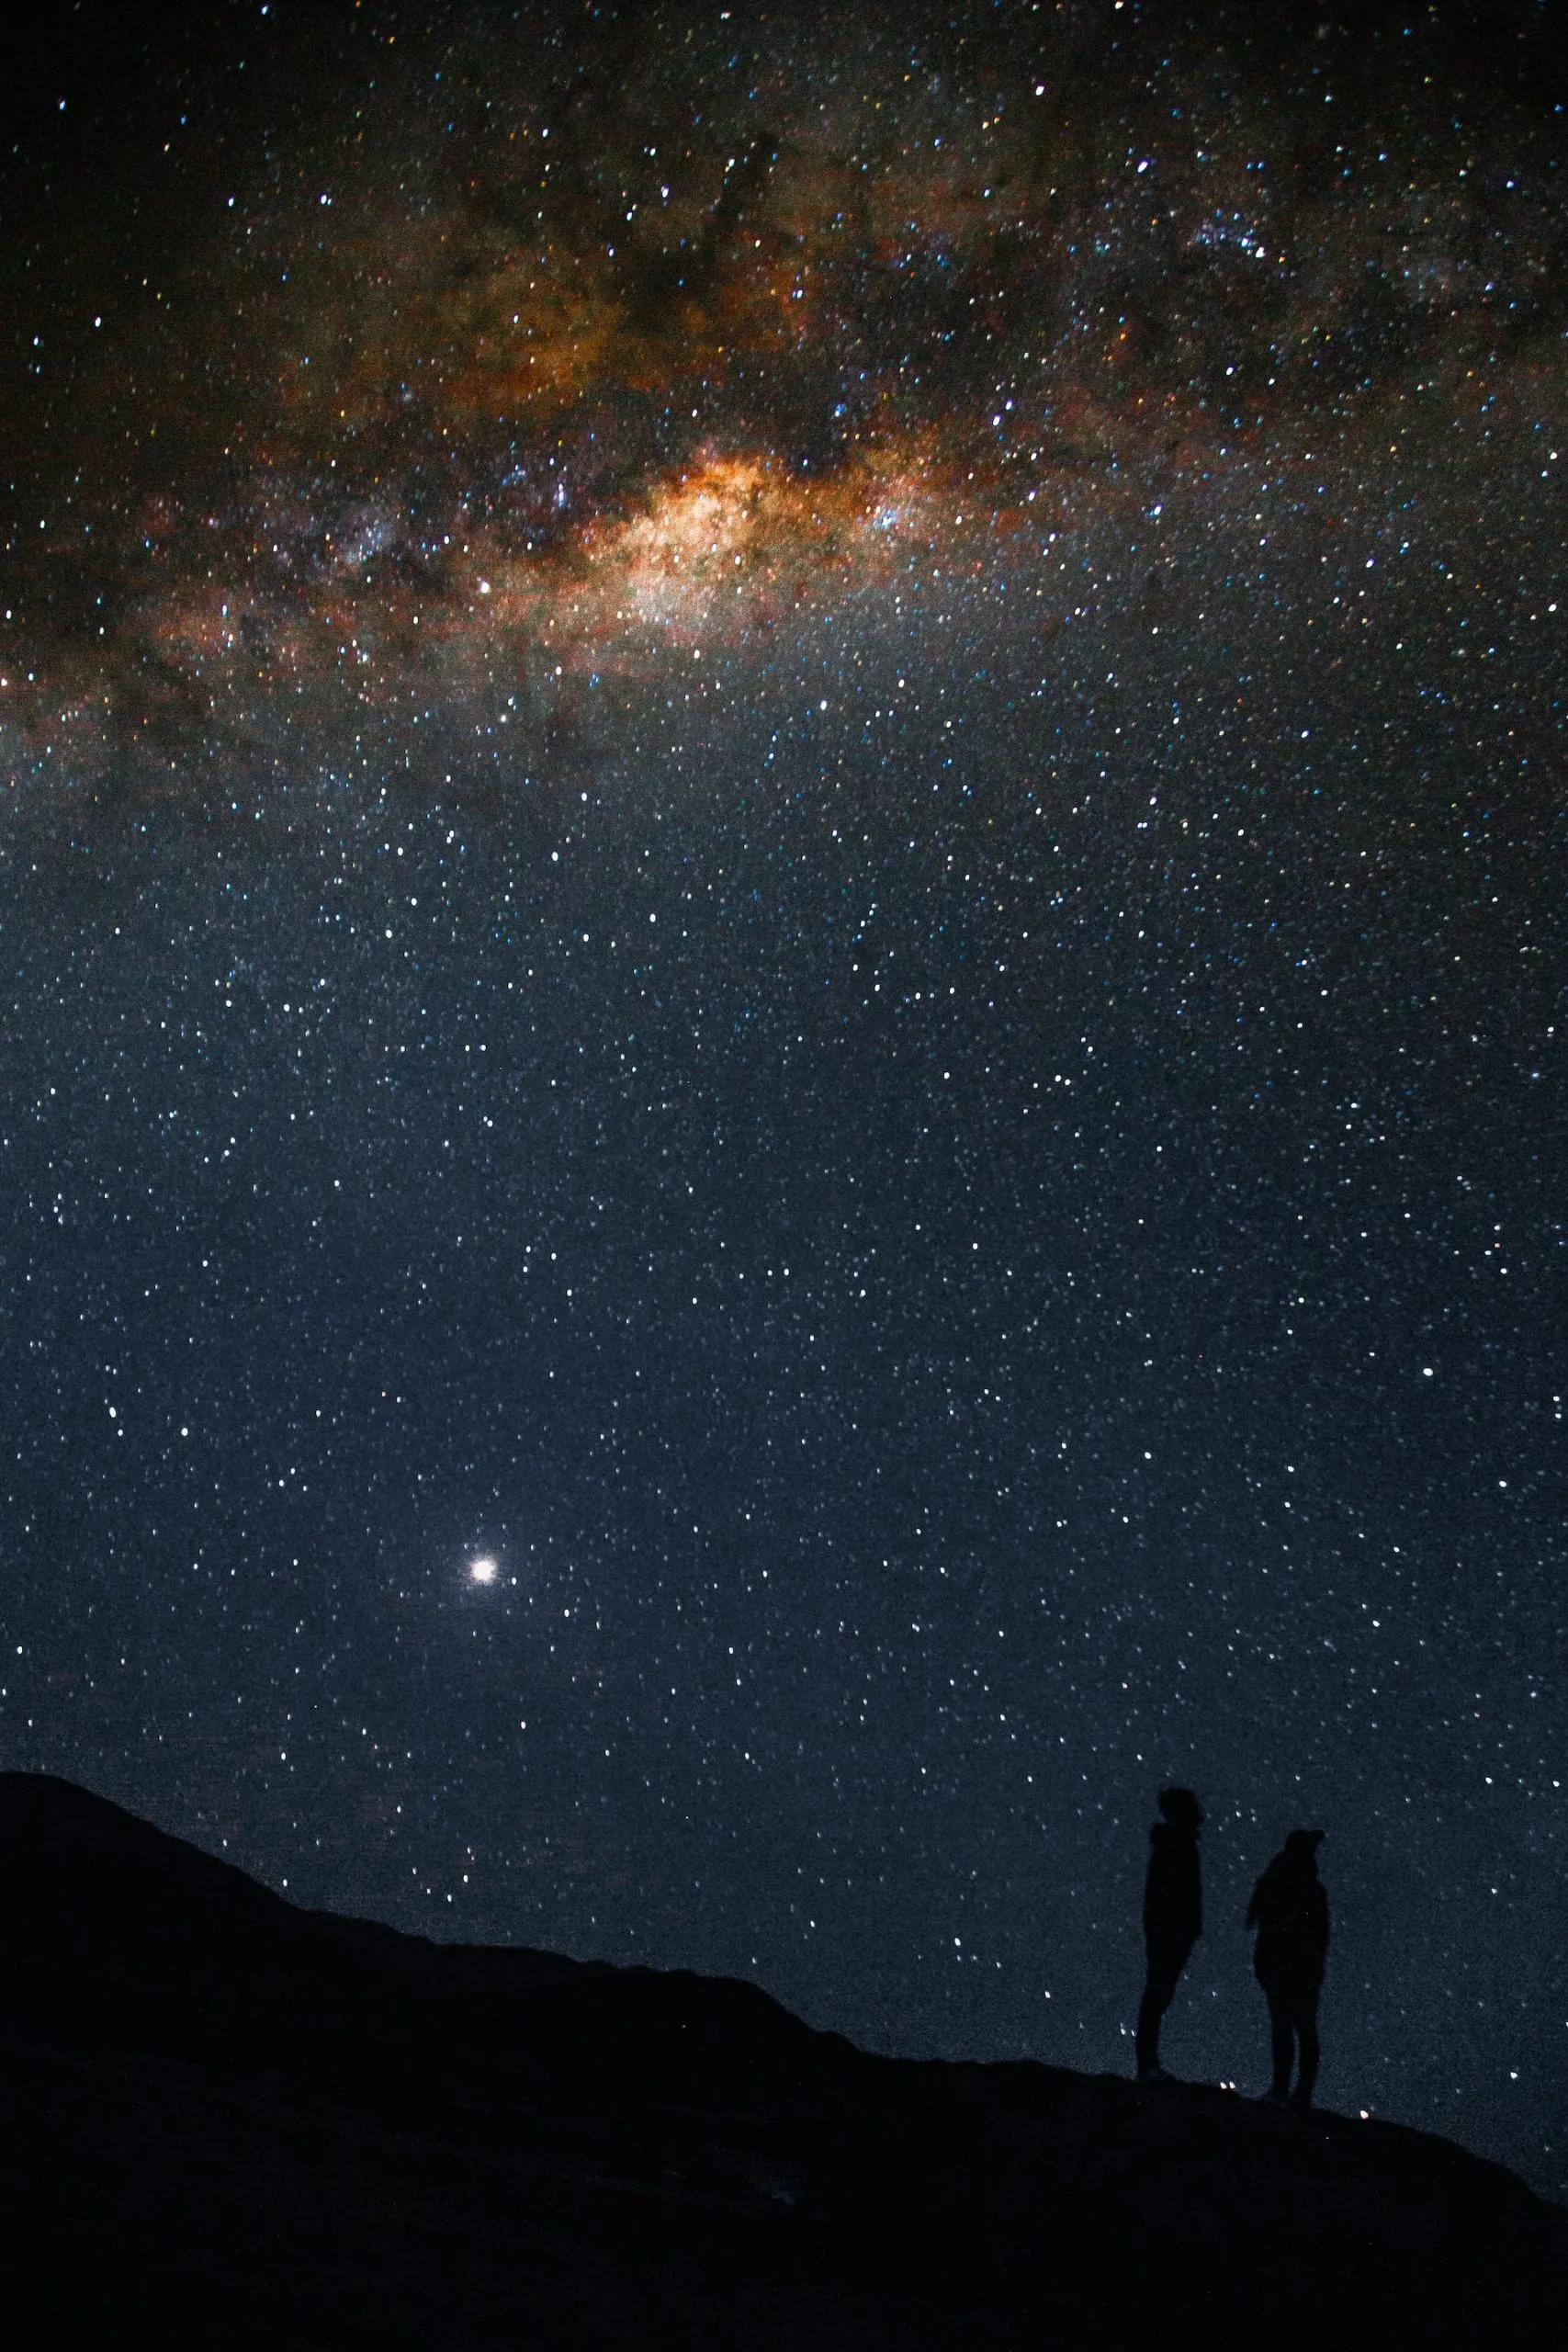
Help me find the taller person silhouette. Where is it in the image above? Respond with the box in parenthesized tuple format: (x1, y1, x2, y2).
(1134, 1786, 1203, 2081)
(1247, 1828, 1330, 2109)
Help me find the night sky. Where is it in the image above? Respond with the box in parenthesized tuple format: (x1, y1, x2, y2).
(1, 1, 1564, 2193)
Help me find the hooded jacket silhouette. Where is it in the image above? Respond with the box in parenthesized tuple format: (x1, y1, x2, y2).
(1247, 1829, 1329, 2107)
(1134, 1788, 1202, 2079)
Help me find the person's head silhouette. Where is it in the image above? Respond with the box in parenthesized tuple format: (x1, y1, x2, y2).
(1157, 1786, 1203, 1830)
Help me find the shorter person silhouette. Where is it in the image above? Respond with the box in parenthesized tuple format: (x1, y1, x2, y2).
(1135, 1786, 1203, 2081)
(1247, 1828, 1329, 2109)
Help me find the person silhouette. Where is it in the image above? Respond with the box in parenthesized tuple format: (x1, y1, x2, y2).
(1134, 1786, 1203, 2081)
(1247, 1828, 1330, 2109)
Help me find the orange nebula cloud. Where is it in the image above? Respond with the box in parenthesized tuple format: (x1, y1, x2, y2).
(493, 443, 946, 667)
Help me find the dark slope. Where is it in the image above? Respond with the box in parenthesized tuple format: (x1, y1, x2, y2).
(0, 1772, 1560, 2348)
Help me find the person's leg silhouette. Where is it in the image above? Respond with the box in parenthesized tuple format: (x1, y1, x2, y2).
(1291, 1987, 1321, 2109)
(1135, 1939, 1190, 2077)
(1265, 1986, 1294, 2101)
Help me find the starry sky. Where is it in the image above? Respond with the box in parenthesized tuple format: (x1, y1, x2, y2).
(1, 0, 1564, 2192)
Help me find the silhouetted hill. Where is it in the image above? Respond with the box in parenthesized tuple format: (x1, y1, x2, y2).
(0, 1771, 1560, 2346)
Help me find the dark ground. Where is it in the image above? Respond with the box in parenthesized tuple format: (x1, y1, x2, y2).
(0, 1771, 1561, 2347)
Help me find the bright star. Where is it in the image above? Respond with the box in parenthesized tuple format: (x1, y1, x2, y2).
(468, 1556, 498, 1585)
